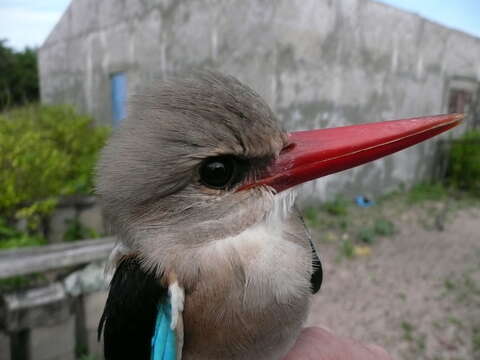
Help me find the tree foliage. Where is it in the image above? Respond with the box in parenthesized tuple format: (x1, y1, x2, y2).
(0, 105, 110, 226)
(0, 39, 39, 110)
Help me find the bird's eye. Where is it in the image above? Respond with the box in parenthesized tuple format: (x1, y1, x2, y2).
(199, 156, 245, 190)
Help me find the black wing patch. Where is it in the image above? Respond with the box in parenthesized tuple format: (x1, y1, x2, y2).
(294, 205, 323, 294)
(309, 238, 323, 294)
(98, 257, 167, 360)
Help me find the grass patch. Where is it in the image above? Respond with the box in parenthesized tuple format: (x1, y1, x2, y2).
(357, 227, 376, 244)
(302, 181, 478, 261)
(356, 219, 395, 245)
(400, 321, 427, 353)
(373, 218, 395, 236)
(444, 278, 456, 291)
(443, 270, 480, 306)
(473, 326, 480, 354)
(303, 206, 320, 226)
(446, 316, 464, 329)
(339, 239, 355, 259)
(339, 218, 349, 230)
(401, 321, 415, 342)
(322, 196, 349, 216)
(407, 183, 449, 204)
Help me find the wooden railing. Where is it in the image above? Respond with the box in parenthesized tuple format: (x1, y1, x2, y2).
(0, 237, 115, 279)
(0, 238, 116, 360)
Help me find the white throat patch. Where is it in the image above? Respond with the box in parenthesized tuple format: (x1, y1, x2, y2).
(266, 189, 297, 224)
(197, 189, 309, 306)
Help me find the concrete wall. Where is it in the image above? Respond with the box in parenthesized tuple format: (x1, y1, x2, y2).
(39, 0, 480, 200)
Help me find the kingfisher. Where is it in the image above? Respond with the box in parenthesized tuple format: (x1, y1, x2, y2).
(96, 71, 462, 360)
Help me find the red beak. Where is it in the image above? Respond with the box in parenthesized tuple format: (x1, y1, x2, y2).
(240, 113, 464, 193)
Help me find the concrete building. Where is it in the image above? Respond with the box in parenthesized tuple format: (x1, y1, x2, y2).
(39, 0, 480, 199)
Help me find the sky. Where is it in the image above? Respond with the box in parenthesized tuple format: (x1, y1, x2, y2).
(0, 0, 70, 50)
(0, 0, 479, 50)
(379, 0, 480, 37)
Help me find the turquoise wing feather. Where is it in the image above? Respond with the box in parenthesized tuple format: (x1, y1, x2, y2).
(151, 297, 177, 360)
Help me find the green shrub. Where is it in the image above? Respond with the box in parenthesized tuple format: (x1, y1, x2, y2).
(373, 218, 395, 236)
(0, 216, 45, 249)
(0, 273, 46, 293)
(323, 196, 349, 216)
(340, 238, 355, 258)
(447, 130, 480, 195)
(63, 218, 99, 242)
(357, 227, 376, 244)
(407, 183, 448, 204)
(302, 206, 321, 228)
(0, 105, 109, 227)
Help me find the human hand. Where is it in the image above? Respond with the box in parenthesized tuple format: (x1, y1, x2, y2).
(283, 327, 393, 360)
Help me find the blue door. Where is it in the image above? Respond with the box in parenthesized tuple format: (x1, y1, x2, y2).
(111, 72, 127, 126)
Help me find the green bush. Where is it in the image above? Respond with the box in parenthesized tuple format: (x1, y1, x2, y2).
(323, 196, 349, 216)
(447, 130, 480, 195)
(357, 227, 376, 244)
(0, 216, 45, 249)
(373, 218, 395, 236)
(63, 218, 99, 242)
(0, 105, 109, 227)
(340, 239, 355, 259)
(302, 206, 319, 227)
(407, 183, 448, 204)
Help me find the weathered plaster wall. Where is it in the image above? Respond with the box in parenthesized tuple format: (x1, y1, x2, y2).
(39, 0, 480, 200)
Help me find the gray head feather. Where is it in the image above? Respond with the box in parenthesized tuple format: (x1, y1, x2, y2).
(96, 71, 287, 259)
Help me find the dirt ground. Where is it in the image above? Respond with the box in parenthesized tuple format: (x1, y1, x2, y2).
(306, 198, 480, 360)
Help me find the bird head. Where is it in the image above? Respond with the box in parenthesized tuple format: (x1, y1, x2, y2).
(97, 72, 292, 285)
(97, 71, 462, 287)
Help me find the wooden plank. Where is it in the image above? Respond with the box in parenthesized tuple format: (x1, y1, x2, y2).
(1, 283, 70, 331)
(0, 238, 114, 260)
(0, 237, 116, 279)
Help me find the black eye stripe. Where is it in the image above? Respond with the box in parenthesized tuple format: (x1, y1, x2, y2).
(199, 155, 249, 190)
